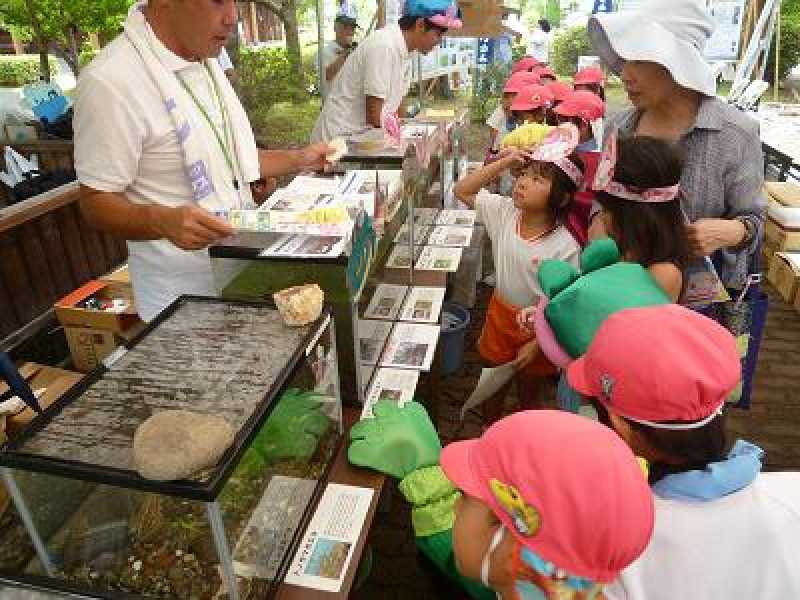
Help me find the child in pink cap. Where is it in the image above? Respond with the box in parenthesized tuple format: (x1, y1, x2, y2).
(509, 84, 555, 126)
(573, 66, 605, 101)
(553, 89, 605, 246)
(349, 403, 654, 600)
(567, 304, 800, 599)
(454, 125, 584, 418)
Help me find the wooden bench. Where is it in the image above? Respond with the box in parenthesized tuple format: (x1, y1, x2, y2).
(0, 181, 128, 353)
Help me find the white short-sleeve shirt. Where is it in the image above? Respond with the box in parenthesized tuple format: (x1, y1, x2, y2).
(475, 190, 580, 307)
(311, 24, 411, 142)
(74, 30, 254, 322)
(604, 472, 800, 600)
(486, 105, 510, 152)
(318, 40, 346, 97)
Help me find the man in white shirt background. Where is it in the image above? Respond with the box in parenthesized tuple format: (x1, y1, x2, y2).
(527, 18, 552, 64)
(310, 0, 463, 143)
(318, 7, 359, 99)
(74, 0, 332, 322)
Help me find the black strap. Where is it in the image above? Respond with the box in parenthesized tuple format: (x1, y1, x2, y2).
(0, 353, 42, 414)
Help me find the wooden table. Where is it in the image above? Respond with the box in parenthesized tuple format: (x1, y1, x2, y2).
(275, 407, 387, 600)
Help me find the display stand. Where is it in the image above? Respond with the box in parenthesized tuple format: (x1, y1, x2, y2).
(0, 298, 343, 600)
(211, 116, 472, 407)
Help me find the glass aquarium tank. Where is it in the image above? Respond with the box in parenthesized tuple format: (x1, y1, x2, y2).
(0, 296, 342, 600)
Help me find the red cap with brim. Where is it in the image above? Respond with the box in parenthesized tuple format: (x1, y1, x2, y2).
(574, 66, 605, 86)
(512, 56, 541, 73)
(510, 84, 555, 112)
(545, 80, 573, 103)
(504, 71, 540, 94)
(554, 90, 605, 121)
(568, 305, 741, 425)
(534, 66, 557, 79)
(441, 410, 654, 583)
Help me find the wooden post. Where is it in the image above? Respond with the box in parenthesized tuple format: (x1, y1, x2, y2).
(10, 30, 25, 55)
(774, 6, 781, 101)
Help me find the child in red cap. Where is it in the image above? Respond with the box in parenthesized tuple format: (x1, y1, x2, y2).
(567, 304, 800, 600)
(553, 89, 605, 246)
(486, 72, 541, 160)
(533, 65, 557, 83)
(509, 84, 555, 126)
(455, 125, 584, 419)
(349, 403, 655, 600)
(512, 55, 541, 74)
(573, 66, 605, 101)
(589, 134, 690, 301)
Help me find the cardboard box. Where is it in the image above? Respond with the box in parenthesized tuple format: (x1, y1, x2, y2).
(767, 252, 800, 304)
(766, 181, 800, 208)
(764, 216, 800, 253)
(64, 321, 146, 373)
(99, 265, 131, 296)
(0, 362, 83, 438)
(55, 280, 139, 334)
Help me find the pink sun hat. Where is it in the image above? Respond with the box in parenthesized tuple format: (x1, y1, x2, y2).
(568, 305, 741, 427)
(441, 410, 655, 583)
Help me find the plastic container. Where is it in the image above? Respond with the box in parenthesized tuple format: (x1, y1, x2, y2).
(440, 301, 471, 376)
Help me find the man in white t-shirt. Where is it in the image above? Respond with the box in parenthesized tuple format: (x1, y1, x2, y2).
(74, 0, 332, 322)
(527, 18, 552, 64)
(318, 9, 359, 99)
(310, 0, 463, 143)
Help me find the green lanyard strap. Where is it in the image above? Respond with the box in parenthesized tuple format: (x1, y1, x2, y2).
(177, 63, 239, 190)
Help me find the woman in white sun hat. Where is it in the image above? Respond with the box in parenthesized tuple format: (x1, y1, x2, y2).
(587, 0, 765, 293)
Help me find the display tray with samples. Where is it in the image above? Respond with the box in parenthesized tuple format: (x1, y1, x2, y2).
(0, 296, 342, 600)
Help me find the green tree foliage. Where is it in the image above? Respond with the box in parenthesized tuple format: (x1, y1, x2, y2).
(469, 63, 511, 123)
(247, 0, 305, 77)
(0, 55, 58, 86)
(767, 0, 800, 83)
(0, 0, 133, 79)
(238, 46, 314, 120)
(550, 25, 592, 76)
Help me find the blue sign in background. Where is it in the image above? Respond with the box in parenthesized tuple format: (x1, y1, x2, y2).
(476, 38, 495, 65)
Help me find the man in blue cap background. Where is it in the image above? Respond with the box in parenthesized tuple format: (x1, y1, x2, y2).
(318, 5, 360, 99)
(311, 0, 462, 143)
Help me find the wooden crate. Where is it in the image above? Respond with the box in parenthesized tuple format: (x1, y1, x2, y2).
(767, 252, 800, 304)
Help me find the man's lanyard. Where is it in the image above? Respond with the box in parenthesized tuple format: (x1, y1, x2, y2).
(177, 63, 240, 190)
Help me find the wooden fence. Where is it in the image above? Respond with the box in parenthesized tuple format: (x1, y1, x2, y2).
(0, 182, 128, 351)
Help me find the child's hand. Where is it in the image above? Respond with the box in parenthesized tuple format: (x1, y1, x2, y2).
(497, 147, 534, 170)
(516, 306, 537, 335)
(514, 339, 540, 371)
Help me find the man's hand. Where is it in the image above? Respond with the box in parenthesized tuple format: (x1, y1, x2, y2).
(514, 339, 540, 372)
(686, 218, 746, 258)
(296, 142, 334, 172)
(154, 205, 234, 251)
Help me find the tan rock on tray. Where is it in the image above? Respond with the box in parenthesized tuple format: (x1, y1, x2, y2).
(133, 411, 234, 481)
(273, 283, 324, 326)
